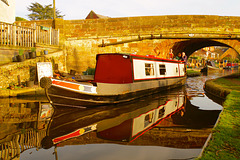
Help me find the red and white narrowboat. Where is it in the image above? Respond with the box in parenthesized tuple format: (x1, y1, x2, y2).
(41, 53, 186, 107)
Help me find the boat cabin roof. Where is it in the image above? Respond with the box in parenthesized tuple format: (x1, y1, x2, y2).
(96, 53, 184, 63)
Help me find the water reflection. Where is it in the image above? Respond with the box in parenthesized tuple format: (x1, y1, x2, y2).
(0, 87, 223, 160)
(44, 93, 185, 147)
(0, 98, 52, 160)
(2, 69, 237, 160)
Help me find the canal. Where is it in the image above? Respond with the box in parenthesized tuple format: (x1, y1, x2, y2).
(0, 70, 236, 160)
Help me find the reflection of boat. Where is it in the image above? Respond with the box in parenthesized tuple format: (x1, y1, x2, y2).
(97, 97, 184, 142)
(0, 95, 222, 159)
(41, 93, 185, 148)
(41, 53, 186, 107)
(41, 91, 222, 151)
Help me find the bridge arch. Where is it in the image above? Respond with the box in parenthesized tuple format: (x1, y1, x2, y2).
(171, 39, 239, 58)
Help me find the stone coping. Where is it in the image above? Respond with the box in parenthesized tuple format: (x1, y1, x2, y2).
(204, 75, 234, 99)
(0, 86, 45, 98)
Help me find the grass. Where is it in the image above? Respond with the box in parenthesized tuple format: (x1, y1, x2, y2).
(186, 69, 201, 77)
(213, 76, 240, 91)
(198, 74, 240, 160)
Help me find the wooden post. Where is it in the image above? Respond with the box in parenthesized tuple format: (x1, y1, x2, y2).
(10, 24, 12, 45)
(0, 23, 2, 45)
(57, 29, 59, 45)
(3, 24, 6, 45)
(27, 28, 29, 47)
(49, 27, 52, 45)
(18, 23, 21, 46)
(6, 24, 9, 46)
(53, 0, 56, 20)
(33, 23, 36, 46)
(17, 75, 21, 85)
(24, 28, 27, 47)
(12, 24, 17, 46)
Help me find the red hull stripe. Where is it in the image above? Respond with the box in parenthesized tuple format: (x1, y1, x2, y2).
(52, 80, 80, 90)
(53, 124, 97, 144)
(53, 129, 83, 144)
(134, 75, 185, 81)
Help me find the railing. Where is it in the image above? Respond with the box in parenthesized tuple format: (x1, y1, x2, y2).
(35, 25, 59, 46)
(0, 22, 59, 48)
(0, 129, 46, 160)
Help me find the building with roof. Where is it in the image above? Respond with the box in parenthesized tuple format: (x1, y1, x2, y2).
(85, 10, 110, 19)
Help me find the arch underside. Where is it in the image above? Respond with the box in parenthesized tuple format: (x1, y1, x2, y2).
(172, 39, 232, 57)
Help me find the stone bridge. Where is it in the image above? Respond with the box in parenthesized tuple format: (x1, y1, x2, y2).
(18, 15, 240, 72)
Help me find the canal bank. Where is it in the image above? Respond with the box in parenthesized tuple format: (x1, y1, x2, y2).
(0, 49, 66, 98)
(198, 73, 240, 159)
(0, 85, 44, 98)
(186, 69, 201, 77)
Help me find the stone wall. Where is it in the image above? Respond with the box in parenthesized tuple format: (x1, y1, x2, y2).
(0, 47, 19, 66)
(65, 38, 179, 73)
(14, 19, 53, 28)
(13, 15, 240, 73)
(17, 15, 240, 40)
(0, 51, 66, 89)
(57, 15, 240, 39)
(57, 15, 240, 73)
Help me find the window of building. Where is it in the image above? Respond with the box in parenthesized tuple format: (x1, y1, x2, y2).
(159, 64, 166, 75)
(145, 63, 154, 76)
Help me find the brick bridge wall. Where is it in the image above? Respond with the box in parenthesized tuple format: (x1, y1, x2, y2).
(16, 15, 240, 73)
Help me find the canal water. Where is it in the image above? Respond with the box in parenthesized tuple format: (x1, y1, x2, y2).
(0, 70, 236, 160)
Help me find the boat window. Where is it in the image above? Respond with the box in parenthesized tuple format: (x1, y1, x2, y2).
(176, 67, 178, 73)
(144, 113, 154, 127)
(145, 63, 155, 76)
(159, 64, 166, 75)
(158, 107, 165, 118)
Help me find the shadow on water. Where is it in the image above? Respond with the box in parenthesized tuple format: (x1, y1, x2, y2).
(0, 85, 223, 160)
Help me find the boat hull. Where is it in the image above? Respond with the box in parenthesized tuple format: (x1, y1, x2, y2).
(200, 65, 219, 72)
(47, 77, 186, 108)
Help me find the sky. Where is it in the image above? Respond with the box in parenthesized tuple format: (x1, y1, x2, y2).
(15, 0, 240, 20)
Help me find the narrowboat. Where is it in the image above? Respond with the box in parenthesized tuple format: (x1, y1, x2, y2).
(40, 53, 186, 107)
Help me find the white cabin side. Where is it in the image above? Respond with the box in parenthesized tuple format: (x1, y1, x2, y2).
(133, 59, 185, 81)
(179, 63, 185, 77)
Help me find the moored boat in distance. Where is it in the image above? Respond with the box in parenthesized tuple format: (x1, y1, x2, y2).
(40, 53, 186, 107)
(200, 61, 220, 73)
